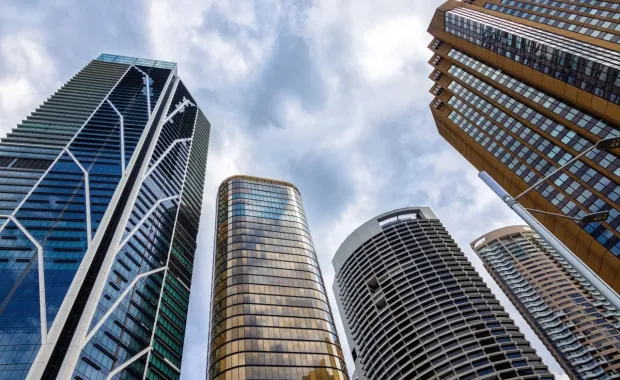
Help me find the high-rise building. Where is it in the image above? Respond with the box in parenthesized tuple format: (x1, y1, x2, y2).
(332, 207, 552, 380)
(473, 225, 620, 379)
(426, 0, 620, 291)
(208, 175, 348, 379)
(0, 54, 210, 379)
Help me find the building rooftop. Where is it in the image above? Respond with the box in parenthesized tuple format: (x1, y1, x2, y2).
(96, 53, 176, 69)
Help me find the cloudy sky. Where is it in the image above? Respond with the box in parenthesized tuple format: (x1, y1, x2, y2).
(0, 0, 568, 378)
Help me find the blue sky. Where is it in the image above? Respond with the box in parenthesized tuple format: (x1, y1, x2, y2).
(0, 0, 568, 378)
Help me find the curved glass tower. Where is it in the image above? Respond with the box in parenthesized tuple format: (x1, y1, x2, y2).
(332, 208, 553, 380)
(208, 175, 348, 379)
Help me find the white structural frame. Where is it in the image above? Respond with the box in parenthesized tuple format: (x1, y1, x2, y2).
(106, 347, 151, 380)
(115, 195, 180, 252)
(163, 98, 196, 125)
(27, 65, 177, 380)
(58, 77, 201, 379)
(106, 99, 126, 174)
(0, 66, 136, 238)
(142, 108, 200, 379)
(25, 64, 137, 380)
(142, 138, 192, 180)
(0, 215, 46, 344)
(130, 65, 152, 119)
(54, 77, 182, 379)
(82, 266, 167, 346)
(64, 149, 92, 248)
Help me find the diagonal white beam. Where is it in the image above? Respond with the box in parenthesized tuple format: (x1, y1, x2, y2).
(131, 65, 151, 118)
(164, 357, 181, 374)
(106, 347, 152, 380)
(143, 110, 200, 379)
(141, 138, 191, 181)
(0, 215, 46, 344)
(106, 99, 126, 174)
(82, 266, 167, 347)
(116, 195, 179, 251)
(162, 99, 196, 125)
(65, 149, 92, 248)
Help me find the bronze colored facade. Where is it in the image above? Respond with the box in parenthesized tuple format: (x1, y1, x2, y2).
(208, 175, 348, 379)
(473, 226, 620, 379)
(427, 0, 620, 292)
(332, 208, 552, 380)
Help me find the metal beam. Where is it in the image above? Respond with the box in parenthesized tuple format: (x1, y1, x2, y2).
(142, 138, 191, 181)
(116, 195, 180, 251)
(82, 266, 167, 347)
(106, 99, 126, 174)
(65, 149, 92, 248)
(131, 65, 152, 118)
(162, 99, 196, 125)
(106, 347, 151, 380)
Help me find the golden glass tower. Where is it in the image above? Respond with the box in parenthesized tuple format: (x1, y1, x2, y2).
(208, 175, 348, 379)
(427, 0, 620, 290)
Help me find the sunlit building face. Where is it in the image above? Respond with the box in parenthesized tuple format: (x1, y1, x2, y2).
(427, 0, 620, 292)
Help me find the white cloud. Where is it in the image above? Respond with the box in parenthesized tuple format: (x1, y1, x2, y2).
(0, 0, 570, 378)
(146, 0, 279, 89)
(357, 14, 431, 83)
(172, 0, 568, 376)
(0, 32, 58, 137)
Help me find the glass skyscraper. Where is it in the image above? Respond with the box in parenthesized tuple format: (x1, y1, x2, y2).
(208, 175, 348, 379)
(427, 0, 620, 291)
(0, 54, 210, 379)
(473, 226, 620, 379)
(332, 208, 552, 380)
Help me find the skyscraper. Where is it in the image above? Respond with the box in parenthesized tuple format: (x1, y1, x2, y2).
(427, 0, 620, 291)
(208, 175, 348, 379)
(0, 54, 210, 379)
(332, 207, 552, 380)
(473, 225, 620, 379)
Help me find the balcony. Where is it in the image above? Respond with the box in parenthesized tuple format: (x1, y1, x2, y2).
(572, 356, 595, 365)
(565, 348, 588, 359)
(538, 314, 559, 324)
(550, 330, 572, 340)
(540, 319, 562, 329)
(562, 343, 584, 353)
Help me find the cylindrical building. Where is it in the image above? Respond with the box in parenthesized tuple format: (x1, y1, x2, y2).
(332, 207, 553, 380)
(208, 175, 348, 379)
(472, 225, 620, 380)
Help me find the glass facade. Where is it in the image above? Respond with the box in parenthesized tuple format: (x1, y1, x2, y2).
(209, 176, 347, 379)
(441, 46, 620, 255)
(444, 7, 620, 103)
(0, 54, 210, 379)
(332, 208, 553, 380)
(484, 0, 620, 43)
(473, 226, 620, 379)
(427, 0, 620, 292)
